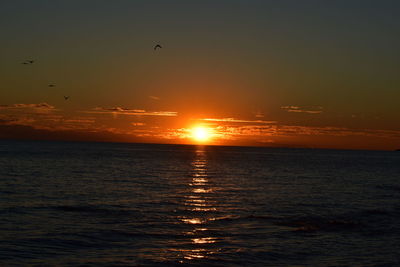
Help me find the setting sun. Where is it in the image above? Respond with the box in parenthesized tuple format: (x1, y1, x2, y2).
(191, 126, 212, 143)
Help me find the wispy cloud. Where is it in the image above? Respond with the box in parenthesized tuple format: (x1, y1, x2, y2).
(149, 95, 160, 100)
(0, 111, 96, 131)
(143, 123, 400, 146)
(202, 118, 276, 124)
(281, 105, 323, 114)
(0, 122, 142, 143)
(254, 111, 264, 118)
(85, 107, 177, 117)
(0, 117, 36, 127)
(209, 124, 400, 140)
(131, 122, 146, 126)
(0, 103, 56, 111)
(0, 103, 61, 129)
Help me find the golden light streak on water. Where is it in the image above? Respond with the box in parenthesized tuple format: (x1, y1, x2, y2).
(193, 188, 213, 193)
(181, 218, 203, 224)
(178, 147, 220, 262)
(192, 237, 217, 244)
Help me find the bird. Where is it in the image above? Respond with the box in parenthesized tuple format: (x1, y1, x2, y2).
(64, 96, 69, 100)
(21, 60, 34, 65)
(154, 44, 162, 50)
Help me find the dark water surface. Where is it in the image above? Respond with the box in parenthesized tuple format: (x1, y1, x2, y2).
(1, 140, 399, 266)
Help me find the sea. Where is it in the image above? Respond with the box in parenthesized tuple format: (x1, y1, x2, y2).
(0, 140, 399, 266)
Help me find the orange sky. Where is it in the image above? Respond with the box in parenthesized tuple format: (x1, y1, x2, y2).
(0, 102, 399, 150)
(1, 1, 400, 150)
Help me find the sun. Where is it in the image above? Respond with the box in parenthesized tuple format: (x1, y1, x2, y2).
(191, 126, 212, 143)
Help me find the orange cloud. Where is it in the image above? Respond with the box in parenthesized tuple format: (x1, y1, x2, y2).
(1, 102, 398, 150)
(281, 105, 323, 114)
(0, 103, 56, 110)
(254, 111, 265, 118)
(210, 124, 400, 140)
(149, 95, 160, 100)
(85, 107, 177, 117)
(131, 122, 146, 126)
(0, 106, 96, 132)
(0, 103, 57, 115)
(202, 118, 276, 124)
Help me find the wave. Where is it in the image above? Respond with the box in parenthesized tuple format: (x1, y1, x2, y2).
(51, 204, 140, 217)
(275, 217, 360, 232)
(210, 207, 399, 233)
(376, 184, 400, 193)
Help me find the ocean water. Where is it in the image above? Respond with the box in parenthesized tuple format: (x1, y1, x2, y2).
(0, 140, 399, 266)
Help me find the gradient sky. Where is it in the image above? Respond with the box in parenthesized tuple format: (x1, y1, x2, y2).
(1, 0, 399, 150)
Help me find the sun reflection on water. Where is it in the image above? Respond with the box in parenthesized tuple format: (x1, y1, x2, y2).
(192, 237, 217, 244)
(178, 147, 219, 262)
(183, 249, 207, 260)
(181, 218, 202, 225)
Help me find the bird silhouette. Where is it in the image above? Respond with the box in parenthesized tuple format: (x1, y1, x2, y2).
(21, 60, 34, 65)
(154, 44, 162, 50)
(64, 96, 69, 100)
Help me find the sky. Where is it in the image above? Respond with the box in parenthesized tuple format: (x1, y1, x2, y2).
(1, 0, 399, 150)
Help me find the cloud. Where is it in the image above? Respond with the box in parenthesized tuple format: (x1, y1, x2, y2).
(0, 123, 143, 143)
(202, 118, 276, 124)
(281, 105, 323, 114)
(149, 95, 160, 100)
(150, 123, 400, 146)
(131, 122, 145, 126)
(0, 103, 56, 112)
(0, 117, 36, 127)
(85, 107, 177, 117)
(209, 124, 400, 140)
(254, 111, 264, 118)
(0, 111, 96, 131)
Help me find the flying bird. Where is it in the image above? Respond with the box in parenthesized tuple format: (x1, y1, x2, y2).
(64, 96, 69, 100)
(21, 60, 34, 65)
(154, 44, 162, 50)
